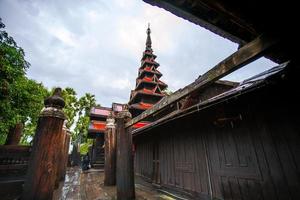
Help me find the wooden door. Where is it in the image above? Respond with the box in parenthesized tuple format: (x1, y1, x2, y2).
(152, 141, 160, 184)
(206, 124, 264, 200)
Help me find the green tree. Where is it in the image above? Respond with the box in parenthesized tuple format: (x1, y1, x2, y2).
(0, 18, 48, 144)
(18, 79, 49, 144)
(74, 93, 97, 142)
(62, 87, 78, 130)
(61, 88, 97, 144)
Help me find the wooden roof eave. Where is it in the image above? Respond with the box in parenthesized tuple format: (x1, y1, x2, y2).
(143, 0, 293, 63)
(138, 69, 162, 78)
(143, 0, 253, 45)
(128, 90, 164, 104)
(88, 129, 105, 134)
(135, 80, 168, 90)
(141, 60, 160, 68)
(142, 51, 157, 60)
(129, 104, 148, 111)
(89, 113, 108, 120)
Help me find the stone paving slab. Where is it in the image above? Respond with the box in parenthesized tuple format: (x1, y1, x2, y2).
(53, 167, 178, 200)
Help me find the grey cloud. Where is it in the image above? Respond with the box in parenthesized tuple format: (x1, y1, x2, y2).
(0, 0, 275, 107)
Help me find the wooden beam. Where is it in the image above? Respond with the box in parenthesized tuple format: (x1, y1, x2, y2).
(126, 34, 277, 128)
(143, 0, 249, 44)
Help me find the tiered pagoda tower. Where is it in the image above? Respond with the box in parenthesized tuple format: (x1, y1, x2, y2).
(129, 24, 168, 120)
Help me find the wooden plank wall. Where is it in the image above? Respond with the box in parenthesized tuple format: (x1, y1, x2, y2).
(134, 76, 300, 199)
(159, 127, 211, 198)
(134, 136, 153, 181)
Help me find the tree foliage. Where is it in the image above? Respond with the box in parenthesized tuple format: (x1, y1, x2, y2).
(62, 87, 78, 130)
(0, 18, 48, 144)
(0, 18, 98, 148)
(61, 88, 98, 144)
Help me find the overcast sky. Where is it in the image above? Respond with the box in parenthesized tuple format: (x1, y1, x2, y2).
(0, 0, 276, 107)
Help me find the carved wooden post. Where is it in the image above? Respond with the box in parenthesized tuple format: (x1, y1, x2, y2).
(55, 120, 67, 188)
(116, 105, 135, 200)
(22, 88, 66, 200)
(5, 123, 23, 145)
(71, 143, 80, 166)
(62, 130, 71, 179)
(104, 112, 116, 186)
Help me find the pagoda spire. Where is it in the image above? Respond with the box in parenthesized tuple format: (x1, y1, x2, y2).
(128, 25, 168, 120)
(146, 23, 152, 51)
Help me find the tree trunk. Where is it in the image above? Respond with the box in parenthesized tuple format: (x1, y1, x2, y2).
(5, 123, 23, 145)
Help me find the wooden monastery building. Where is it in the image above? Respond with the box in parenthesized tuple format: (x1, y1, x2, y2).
(0, 0, 299, 199)
(127, 0, 300, 199)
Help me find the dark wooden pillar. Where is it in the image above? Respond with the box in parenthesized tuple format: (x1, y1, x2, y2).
(22, 88, 66, 200)
(58, 125, 71, 180)
(116, 106, 135, 200)
(91, 136, 104, 168)
(55, 121, 67, 188)
(62, 130, 70, 179)
(104, 112, 116, 186)
(5, 123, 23, 145)
(88, 145, 93, 164)
(71, 143, 80, 166)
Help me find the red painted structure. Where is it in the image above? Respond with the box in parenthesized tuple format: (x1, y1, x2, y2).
(87, 103, 125, 168)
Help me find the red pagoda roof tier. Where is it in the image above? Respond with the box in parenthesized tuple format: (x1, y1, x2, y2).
(144, 66, 152, 71)
(143, 76, 152, 82)
(129, 90, 164, 104)
(135, 79, 168, 91)
(88, 120, 106, 133)
(136, 75, 166, 85)
(90, 106, 111, 120)
(138, 68, 162, 78)
(133, 121, 150, 129)
(129, 102, 153, 110)
(139, 86, 163, 94)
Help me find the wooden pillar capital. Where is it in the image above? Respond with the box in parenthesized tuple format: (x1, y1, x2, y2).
(40, 88, 66, 119)
(106, 112, 116, 129)
(116, 104, 132, 122)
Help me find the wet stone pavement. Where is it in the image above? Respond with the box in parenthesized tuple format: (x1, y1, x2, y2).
(53, 167, 178, 200)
